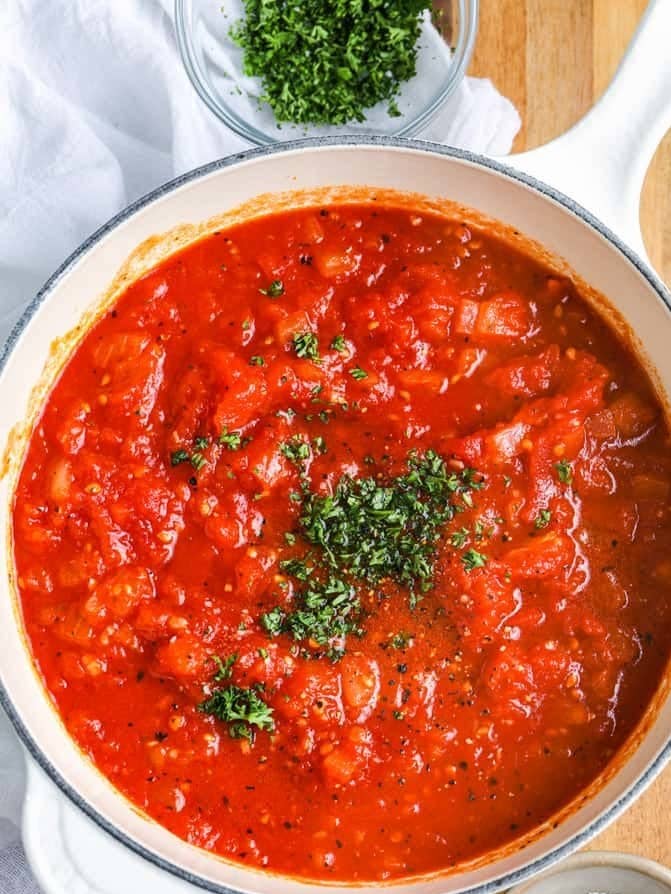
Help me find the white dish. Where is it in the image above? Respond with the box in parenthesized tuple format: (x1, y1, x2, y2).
(507, 850, 671, 894)
(22, 762, 201, 894)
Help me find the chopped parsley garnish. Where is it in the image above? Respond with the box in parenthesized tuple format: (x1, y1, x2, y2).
(259, 279, 284, 297)
(292, 331, 320, 361)
(191, 452, 207, 471)
(198, 685, 274, 742)
(280, 435, 311, 467)
(261, 575, 361, 647)
(390, 631, 412, 650)
(555, 458, 573, 485)
(219, 427, 243, 450)
(300, 451, 484, 597)
(260, 606, 285, 636)
(535, 509, 552, 529)
(279, 557, 314, 581)
(212, 654, 237, 682)
(450, 527, 470, 549)
(312, 435, 327, 454)
(331, 334, 347, 352)
(250, 355, 265, 366)
(349, 366, 368, 381)
(171, 438, 209, 471)
(230, 0, 432, 126)
(284, 532, 297, 546)
(263, 450, 484, 656)
(461, 548, 488, 572)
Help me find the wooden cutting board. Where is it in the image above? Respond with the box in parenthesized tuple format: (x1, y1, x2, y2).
(437, 0, 671, 865)
(464, 0, 671, 287)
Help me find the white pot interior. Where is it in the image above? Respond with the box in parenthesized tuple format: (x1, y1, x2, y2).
(1, 143, 671, 894)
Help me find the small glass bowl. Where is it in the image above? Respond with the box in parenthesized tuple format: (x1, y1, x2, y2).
(175, 0, 479, 146)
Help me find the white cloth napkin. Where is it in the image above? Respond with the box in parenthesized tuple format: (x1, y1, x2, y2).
(0, 2, 520, 891)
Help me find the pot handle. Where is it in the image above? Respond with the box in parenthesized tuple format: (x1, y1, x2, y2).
(503, 0, 671, 259)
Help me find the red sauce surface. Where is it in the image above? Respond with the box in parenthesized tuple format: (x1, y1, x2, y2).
(13, 205, 671, 881)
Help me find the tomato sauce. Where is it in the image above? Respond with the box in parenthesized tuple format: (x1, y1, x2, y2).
(13, 205, 671, 881)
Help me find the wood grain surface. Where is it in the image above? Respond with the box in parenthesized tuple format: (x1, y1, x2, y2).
(437, 0, 671, 865)
(461, 0, 671, 284)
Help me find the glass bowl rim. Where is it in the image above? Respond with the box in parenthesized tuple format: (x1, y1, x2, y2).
(174, 0, 480, 146)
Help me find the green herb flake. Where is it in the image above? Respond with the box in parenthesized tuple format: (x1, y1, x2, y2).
(292, 331, 320, 361)
(450, 527, 470, 549)
(280, 435, 311, 466)
(260, 606, 286, 636)
(279, 557, 314, 581)
(555, 459, 573, 485)
(219, 427, 243, 450)
(250, 355, 265, 366)
(171, 449, 190, 467)
(191, 453, 207, 471)
(198, 685, 274, 742)
(259, 279, 284, 298)
(461, 548, 488, 573)
(331, 334, 347, 352)
(390, 632, 412, 650)
(535, 509, 552, 529)
(349, 366, 368, 381)
(212, 654, 237, 682)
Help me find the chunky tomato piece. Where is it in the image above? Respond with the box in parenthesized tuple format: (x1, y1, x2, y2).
(475, 291, 532, 340)
(93, 333, 165, 425)
(211, 351, 270, 431)
(485, 345, 561, 397)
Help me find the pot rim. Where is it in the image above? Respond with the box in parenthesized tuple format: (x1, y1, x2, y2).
(2, 135, 671, 894)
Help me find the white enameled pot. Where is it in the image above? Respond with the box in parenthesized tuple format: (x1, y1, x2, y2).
(1, 2, 671, 893)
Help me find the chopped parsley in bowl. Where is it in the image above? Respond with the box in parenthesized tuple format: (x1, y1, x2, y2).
(175, 0, 479, 143)
(230, 0, 433, 126)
